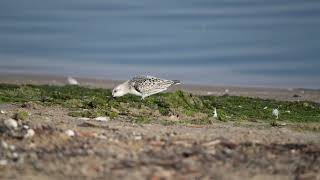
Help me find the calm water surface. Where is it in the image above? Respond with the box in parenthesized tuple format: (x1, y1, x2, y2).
(0, 0, 320, 88)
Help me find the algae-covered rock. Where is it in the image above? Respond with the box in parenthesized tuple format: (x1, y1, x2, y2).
(14, 111, 29, 120)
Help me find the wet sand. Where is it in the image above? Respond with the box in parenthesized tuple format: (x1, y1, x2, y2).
(0, 72, 320, 180)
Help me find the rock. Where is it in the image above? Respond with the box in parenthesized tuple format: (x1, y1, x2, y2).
(14, 111, 29, 120)
(9, 145, 15, 151)
(1, 141, 8, 149)
(94, 116, 110, 121)
(0, 159, 8, 166)
(168, 115, 179, 121)
(4, 118, 18, 129)
(24, 129, 35, 138)
(78, 117, 90, 121)
(65, 129, 75, 137)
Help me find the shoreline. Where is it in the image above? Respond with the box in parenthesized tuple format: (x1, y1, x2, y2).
(1, 72, 320, 103)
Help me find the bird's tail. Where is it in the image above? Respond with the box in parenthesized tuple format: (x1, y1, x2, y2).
(172, 80, 181, 85)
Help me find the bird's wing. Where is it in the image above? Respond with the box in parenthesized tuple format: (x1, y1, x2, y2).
(129, 75, 174, 95)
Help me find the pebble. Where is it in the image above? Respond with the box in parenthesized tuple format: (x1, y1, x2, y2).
(78, 117, 90, 121)
(12, 152, 19, 159)
(4, 118, 18, 129)
(1, 141, 8, 149)
(0, 110, 6, 114)
(24, 129, 35, 138)
(65, 129, 75, 137)
(134, 136, 142, 140)
(9, 145, 15, 151)
(0, 159, 8, 166)
(94, 116, 110, 121)
(23, 125, 29, 129)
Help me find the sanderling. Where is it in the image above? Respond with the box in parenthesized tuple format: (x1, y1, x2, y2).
(112, 75, 180, 99)
(67, 76, 79, 85)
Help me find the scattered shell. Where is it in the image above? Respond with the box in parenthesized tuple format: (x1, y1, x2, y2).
(213, 108, 218, 118)
(78, 117, 90, 121)
(4, 119, 18, 129)
(24, 129, 35, 139)
(0, 160, 8, 166)
(67, 76, 79, 85)
(263, 106, 268, 110)
(94, 116, 110, 121)
(65, 129, 75, 137)
(285, 110, 291, 113)
(22, 125, 29, 129)
(0, 110, 6, 114)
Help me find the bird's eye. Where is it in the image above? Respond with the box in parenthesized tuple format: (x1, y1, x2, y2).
(114, 90, 117, 93)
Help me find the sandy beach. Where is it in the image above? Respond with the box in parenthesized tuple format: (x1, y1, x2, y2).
(0, 73, 320, 180)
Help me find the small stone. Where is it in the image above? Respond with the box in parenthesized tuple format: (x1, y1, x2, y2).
(9, 145, 15, 151)
(78, 117, 90, 121)
(1, 141, 8, 149)
(24, 129, 35, 139)
(0, 160, 8, 166)
(65, 129, 75, 137)
(168, 115, 179, 121)
(14, 111, 29, 120)
(134, 136, 142, 140)
(22, 125, 29, 129)
(12, 152, 19, 159)
(94, 116, 110, 121)
(0, 110, 6, 114)
(4, 118, 18, 129)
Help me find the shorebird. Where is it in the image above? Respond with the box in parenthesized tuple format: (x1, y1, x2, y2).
(67, 76, 79, 85)
(112, 75, 180, 99)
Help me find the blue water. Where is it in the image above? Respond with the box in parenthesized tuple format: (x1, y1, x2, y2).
(1, 0, 320, 88)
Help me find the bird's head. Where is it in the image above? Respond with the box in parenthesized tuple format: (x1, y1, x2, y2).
(112, 81, 129, 97)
